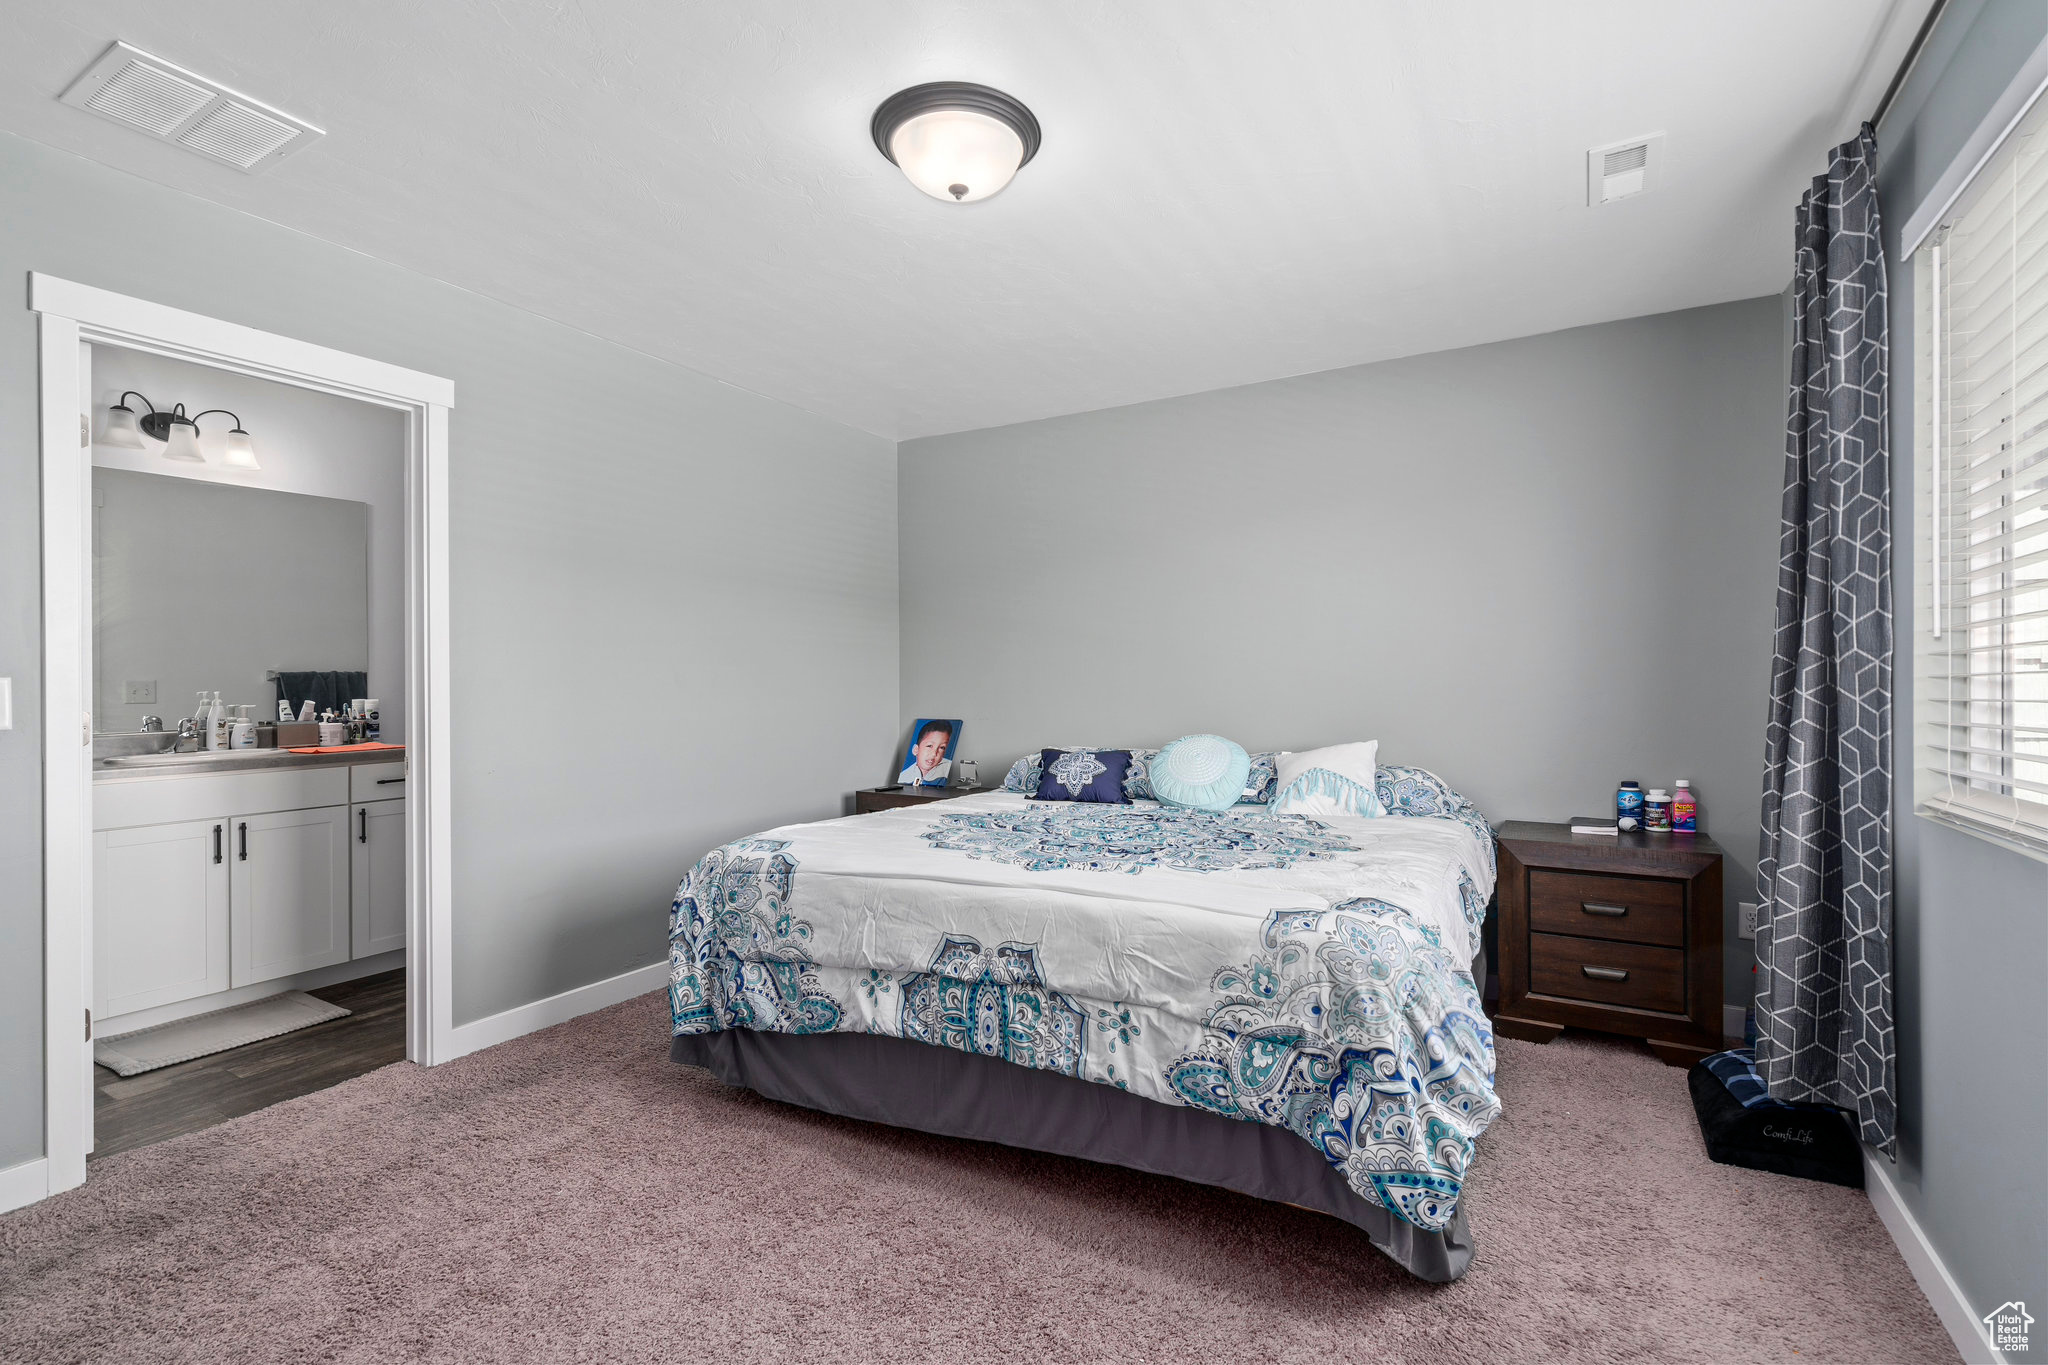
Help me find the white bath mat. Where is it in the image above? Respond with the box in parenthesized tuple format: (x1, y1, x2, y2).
(95, 991, 352, 1077)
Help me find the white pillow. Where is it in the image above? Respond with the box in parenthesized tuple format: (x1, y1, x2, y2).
(1270, 742, 1384, 819)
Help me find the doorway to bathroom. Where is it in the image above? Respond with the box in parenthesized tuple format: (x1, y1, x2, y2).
(31, 275, 453, 1203)
(85, 344, 410, 1157)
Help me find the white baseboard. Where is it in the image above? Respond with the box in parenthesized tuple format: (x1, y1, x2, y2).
(1863, 1145, 2001, 1364)
(0, 1157, 50, 1214)
(443, 961, 667, 1062)
(98, 950, 406, 1038)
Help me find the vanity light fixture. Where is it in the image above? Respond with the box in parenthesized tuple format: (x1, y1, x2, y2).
(101, 391, 150, 449)
(102, 392, 258, 468)
(194, 409, 259, 469)
(158, 408, 205, 463)
(871, 82, 1041, 203)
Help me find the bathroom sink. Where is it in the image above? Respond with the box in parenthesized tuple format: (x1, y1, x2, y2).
(94, 731, 183, 760)
(96, 750, 240, 769)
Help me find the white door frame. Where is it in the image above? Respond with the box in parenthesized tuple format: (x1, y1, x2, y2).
(30, 272, 455, 1202)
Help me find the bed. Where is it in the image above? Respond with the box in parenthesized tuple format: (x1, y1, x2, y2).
(667, 763, 1499, 1282)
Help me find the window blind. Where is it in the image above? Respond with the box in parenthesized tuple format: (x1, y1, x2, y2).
(1916, 89, 2048, 849)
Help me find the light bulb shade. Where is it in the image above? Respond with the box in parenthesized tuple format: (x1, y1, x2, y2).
(890, 110, 1024, 202)
(217, 427, 260, 470)
(873, 83, 1040, 203)
(161, 420, 206, 463)
(102, 404, 146, 449)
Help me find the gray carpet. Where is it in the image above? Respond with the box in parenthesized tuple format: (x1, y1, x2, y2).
(0, 992, 1957, 1363)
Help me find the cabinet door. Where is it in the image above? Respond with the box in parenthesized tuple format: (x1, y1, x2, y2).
(230, 806, 351, 987)
(351, 798, 408, 958)
(94, 819, 230, 1017)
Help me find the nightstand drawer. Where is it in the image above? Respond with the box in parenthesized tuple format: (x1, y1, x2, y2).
(1528, 870, 1683, 946)
(1529, 933, 1685, 1014)
(856, 788, 929, 813)
(855, 786, 977, 814)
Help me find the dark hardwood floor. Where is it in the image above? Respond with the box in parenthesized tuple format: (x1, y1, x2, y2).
(93, 969, 406, 1159)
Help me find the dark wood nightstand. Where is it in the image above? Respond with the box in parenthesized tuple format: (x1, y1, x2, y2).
(854, 785, 986, 814)
(1494, 821, 1725, 1067)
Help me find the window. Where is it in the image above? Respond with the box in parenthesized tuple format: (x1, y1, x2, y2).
(1916, 89, 2048, 849)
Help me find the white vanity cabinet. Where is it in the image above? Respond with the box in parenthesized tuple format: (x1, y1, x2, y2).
(95, 818, 231, 1017)
(93, 757, 405, 1027)
(230, 806, 352, 986)
(350, 761, 407, 957)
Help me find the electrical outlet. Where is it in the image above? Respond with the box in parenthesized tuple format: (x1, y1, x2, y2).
(123, 679, 157, 705)
(1739, 902, 1760, 941)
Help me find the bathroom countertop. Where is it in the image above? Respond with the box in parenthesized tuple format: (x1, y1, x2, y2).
(94, 744, 405, 780)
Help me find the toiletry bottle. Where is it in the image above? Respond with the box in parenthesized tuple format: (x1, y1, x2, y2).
(206, 692, 226, 751)
(1616, 780, 1644, 832)
(1644, 787, 1673, 832)
(278, 699, 294, 724)
(195, 692, 214, 732)
(1671, 779, 1698, 832)
(231, 708, 256, 750)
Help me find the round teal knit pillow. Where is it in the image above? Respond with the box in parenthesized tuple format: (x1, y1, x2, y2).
(1149, 734, 1251, 812)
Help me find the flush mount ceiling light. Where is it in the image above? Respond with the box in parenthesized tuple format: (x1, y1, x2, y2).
(871, 82, 1041, 203)
(103, 392, 259, 468)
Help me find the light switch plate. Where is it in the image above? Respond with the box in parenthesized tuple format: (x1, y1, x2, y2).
(1738, 902, 1759, 940)
(123, 679, 157, 704)
(0, 677, 10, 730)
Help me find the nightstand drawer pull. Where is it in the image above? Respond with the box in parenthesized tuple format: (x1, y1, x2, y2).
(1580, 902, 1629, 917)
(1581, 965, 1630, 982)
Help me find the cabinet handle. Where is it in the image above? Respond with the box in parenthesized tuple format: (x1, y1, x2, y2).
(359, 809, 368, 843)
(1581, 965, 1629, 982)
(375, 777, 404, 785)
(238, 821, 248, 861)
(1581, 902, 1629, 917)
(213, 823, 223, 864)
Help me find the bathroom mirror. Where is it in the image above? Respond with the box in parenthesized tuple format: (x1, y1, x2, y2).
(94, 469, 370, 732)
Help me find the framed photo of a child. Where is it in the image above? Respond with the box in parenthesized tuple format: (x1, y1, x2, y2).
(899, 718, 963, 788)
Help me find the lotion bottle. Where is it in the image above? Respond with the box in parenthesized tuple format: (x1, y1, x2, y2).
(206, 692, 225, 751)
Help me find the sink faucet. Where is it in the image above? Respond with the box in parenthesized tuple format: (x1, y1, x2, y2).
(173, 717, 201, 753)
(139, 715, 163, 732)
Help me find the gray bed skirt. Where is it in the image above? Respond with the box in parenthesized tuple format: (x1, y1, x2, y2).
(670, 1027, 1474, 1282)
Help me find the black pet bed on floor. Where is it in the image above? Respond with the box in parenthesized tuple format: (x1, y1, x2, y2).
(1689, 1049, 1864, 1188)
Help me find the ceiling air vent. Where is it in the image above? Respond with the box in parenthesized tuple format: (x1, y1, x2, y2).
(1587, 134, 1664, 206)
(58, 41, 322, 173)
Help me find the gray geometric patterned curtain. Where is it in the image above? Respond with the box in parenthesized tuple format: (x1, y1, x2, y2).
(1755, 123, 1896, 1152)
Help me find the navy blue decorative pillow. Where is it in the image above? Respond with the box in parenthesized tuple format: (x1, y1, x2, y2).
(1033, 748, 1132, 803)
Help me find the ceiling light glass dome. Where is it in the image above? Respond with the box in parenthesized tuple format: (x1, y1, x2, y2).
(872, 83, 1041, 204)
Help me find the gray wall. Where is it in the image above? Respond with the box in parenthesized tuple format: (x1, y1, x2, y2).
(0, 132, 899, 1170)
(900, 294, 1786, 1018)
(1878, 0, 2048, 1324)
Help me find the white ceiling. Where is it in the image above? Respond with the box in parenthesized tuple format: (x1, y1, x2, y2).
(1, 2, 1917, 440)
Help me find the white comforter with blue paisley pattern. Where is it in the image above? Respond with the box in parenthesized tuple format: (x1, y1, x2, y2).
(668, 771, 1499, 1232)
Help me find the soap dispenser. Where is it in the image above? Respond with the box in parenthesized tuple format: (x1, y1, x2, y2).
(206, 692, 226, 751)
